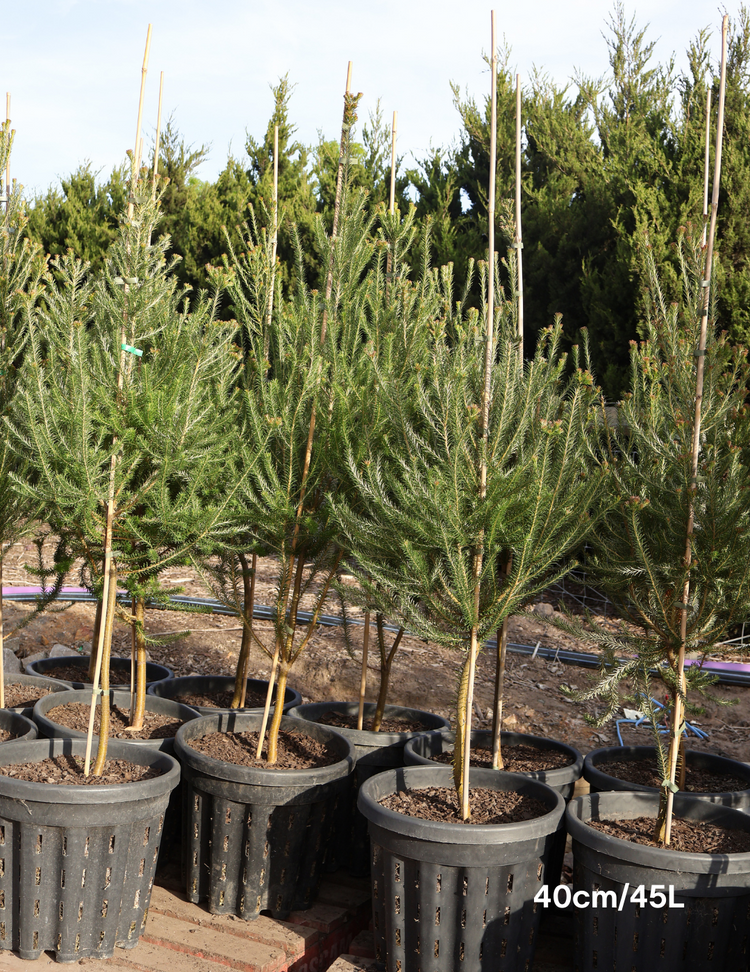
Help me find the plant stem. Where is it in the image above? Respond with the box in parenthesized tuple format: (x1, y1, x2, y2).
(515, 73, 524, 360)
(492, 555, 512, 769)
(91, 559, 117, 776)
(88, 598, 103, 682)
(372, 616, 404, 732)
(357, 609, 370, 730)
(152, 71, 164, 200)
(233, 552, 256, 709)
(128, 596, 146, 731)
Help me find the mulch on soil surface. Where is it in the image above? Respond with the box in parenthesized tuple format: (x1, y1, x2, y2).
(178, 688, 268, 709)
(3, 685, 55, 709)
(38, 663, 131, 685)
(0, 754, 161, 785)
(589, 815, 750, 853)
(188, 728, 343, 769)
(380, 786, 551, 825)
(599, 756, 749, 792)
(316, 711, 434, 733)
(0, 731, 17, 742)
(432, 743, 572, 772)
(44, 702, 184, 740)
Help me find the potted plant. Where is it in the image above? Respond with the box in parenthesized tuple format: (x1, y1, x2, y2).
(176, 82, 372, 918)
(335, 42, 605, 965)
(559, 23, 750, 969)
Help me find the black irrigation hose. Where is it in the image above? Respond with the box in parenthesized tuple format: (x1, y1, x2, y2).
(7, 589, 750, 689)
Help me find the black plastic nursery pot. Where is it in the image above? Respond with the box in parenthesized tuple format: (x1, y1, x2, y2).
(289, 701, 451, 876)
(358, 764, 565, 972)
(405, 729, 583, 887)
(32, 689, 200, 755)
(0, 736, 180, 963)
(174, 711, 355, 920)
(404, 729, 583, 800)
(0, 709, 37, 742)
(567, 790, 750, 972)
(147, 674, 302, 715)
(2, 673, 70, 719)
(584, 744, 750, 808)
(25, 654, 173, 688)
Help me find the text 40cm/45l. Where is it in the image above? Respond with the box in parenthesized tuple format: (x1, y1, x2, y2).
(535, 883, 685, 910)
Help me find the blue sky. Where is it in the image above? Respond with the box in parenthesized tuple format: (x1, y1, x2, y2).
(6, 1, 733, 198)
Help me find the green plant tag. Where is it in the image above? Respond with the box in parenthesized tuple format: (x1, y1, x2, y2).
(121, 343, 143, 357)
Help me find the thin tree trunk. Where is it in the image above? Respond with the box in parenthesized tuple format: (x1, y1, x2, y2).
(233, 553, 257, 708)
(492, 621, 508, 769)
(91, 559, 117, 776)
(127, 596, 147, 730)
(88, 597, 104, 682)
(372, 617, 404, 732)
(661, 14, 727, 847)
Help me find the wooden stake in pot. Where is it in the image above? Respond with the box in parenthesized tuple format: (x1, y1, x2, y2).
(256, 65, 354, 761)
(661, 14, 728, 846)
(459, 11, 497, 821)
(4, 94, 8, 215)
(702, 87, 711, 249)
(357, 610, 371, 730)
(389, 112, 397, 215)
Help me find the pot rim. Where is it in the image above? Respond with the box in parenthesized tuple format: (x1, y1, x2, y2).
(288, 700, 450, 745)
(174, 711, 355, 786)
(567, 790, 750, 873)
(358, 764, 565, 845)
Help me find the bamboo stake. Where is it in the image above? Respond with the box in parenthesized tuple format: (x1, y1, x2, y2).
(128, 24, 152, 221)
(238, 553, 257, 709)
(129, 596, 137, 716)
(357, 610, 371, 730)
(664, 14, 728, 846)
(4, 94, 9, 214)
(152, 71, 164, 198)
(88, 25, 152, 774)
(702, 88, 711, 248)
(461, 11, 497, 822)
(256, 63, 353, 762)
(389, 112, 397, 215)
(515, 74, 523, 359)
(266, 125, 279, 330)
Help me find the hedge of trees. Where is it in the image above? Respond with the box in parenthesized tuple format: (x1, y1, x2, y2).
(23, 6, 750, 400)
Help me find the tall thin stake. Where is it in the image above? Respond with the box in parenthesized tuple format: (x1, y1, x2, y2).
(389, 112, 397, 215)
(461, 11, 497, 821)
(127, 24, 152, 221)
(664, 14, 728, 845)
(152, 71, 164, 199)
(266, 125, 279, 330)
(87, 24, 153, 775)
(256, 64, 354, 761)
(702, 87, 712, 248)
(515, 73, 524, 358)
(357, 610, 371, 730)
(4, 94, 9, 214)
(0, 552, 4, 709)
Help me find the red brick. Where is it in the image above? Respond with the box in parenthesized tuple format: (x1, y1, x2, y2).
(324, 956, 379, 972)
(113, 939, 239, 972)
(148, 886, 316, 961)
(141, 913, 286, 972)
(287, 902, 348, 934)
(315, 881, 371, 917)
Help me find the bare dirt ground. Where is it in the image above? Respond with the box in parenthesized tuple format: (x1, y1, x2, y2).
(4, 537, 750, 763)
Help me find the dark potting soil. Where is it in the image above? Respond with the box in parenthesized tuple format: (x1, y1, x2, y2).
(46, 702, 184, 740)
(589, 815, 750, 853)
(179, 688, 267, 709)
(42, 663, 130, 685)
(3, 685, 55, 709)
(380, 785, 550, 825)
(432, 743, 572, 772)
(0, 754, 161, 785)
(600, 757, 749, 793)
(316, 711, 433, 733)
(188, 728, 342, 770)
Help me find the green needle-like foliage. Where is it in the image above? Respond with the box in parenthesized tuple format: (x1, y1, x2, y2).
(333, 251, 606, 811)
(6, 174, 243, 768)
(561, 228, 750, 833)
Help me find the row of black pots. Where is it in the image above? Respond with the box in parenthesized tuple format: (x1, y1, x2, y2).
(8, 674, 750, 971)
